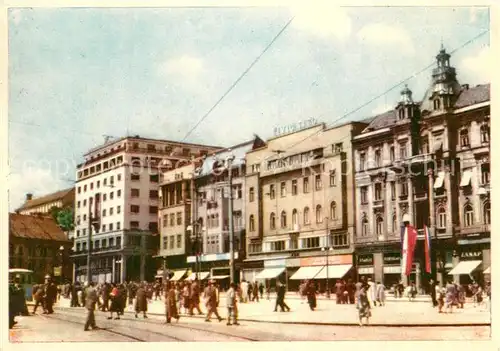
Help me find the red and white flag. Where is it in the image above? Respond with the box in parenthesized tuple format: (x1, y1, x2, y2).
(424, 225, 432, 273)
(401, 224, 418, 276)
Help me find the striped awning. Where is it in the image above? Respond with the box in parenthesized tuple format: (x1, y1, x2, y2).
(169, 270, 187, 281)
(186, 271, 210, 280)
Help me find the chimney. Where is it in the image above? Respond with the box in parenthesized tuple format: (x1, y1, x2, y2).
(26, 193, 33, 201)
(462, 84, 470, 90)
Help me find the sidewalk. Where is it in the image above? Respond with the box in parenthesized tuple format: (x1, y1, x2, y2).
(47, 295, 491, 327)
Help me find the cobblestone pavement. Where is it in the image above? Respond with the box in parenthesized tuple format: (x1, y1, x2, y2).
(10, 307, 491, 342)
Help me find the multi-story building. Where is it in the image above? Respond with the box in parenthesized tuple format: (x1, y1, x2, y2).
(9, 213, 72, 283)
(352, 46, 490, 290)
(71, 135, 220, 283)
(243, 122, 367, 291)
(16, 188, 75, 216)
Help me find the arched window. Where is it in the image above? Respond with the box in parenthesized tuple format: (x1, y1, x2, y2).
(330, 201, 337, 220)
(376, 216, 384, 235)
(270, 212, 276, 230)
(303, 207, 310, 225)
(361, 215, 369, 236)
(316, 205, 323, 223)
(464, 204, 474, 227)
(483, 201, 491, 225)
(437, 207, 447, 229)
(281, 211, 287, 228)
(392, 214, 397, 233)
(249, 215, 255, 232)
(292, 209, 298, 226)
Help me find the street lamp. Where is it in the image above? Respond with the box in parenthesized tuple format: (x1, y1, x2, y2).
(59, 245, 65, 284)
(321, 246, 333, 298)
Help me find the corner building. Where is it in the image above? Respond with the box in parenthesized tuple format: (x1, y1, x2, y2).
(352, 46, 490, 291)
(244, 122, 367, 291)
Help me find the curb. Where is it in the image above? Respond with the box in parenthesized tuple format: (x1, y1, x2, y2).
(52, 306, 491, 328)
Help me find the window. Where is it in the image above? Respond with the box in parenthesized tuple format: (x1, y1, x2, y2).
(84, 184, 87, 192)
(83, 214, 87, 221)
(169, 236, 175, 249)
(117, 222, 121, 230)
(401, 183, 408, 197)
(149, 222, 158, 232)
(110, 176, 114, 185)
(302, 237, 320, 249)
(390, 182, 396, 200)
(149, 190, 158, 199)
(110, 208, 114, 216)
(176, 212, 182, 225)
(90, 182, 94, 190)
(78, 186, 81, 194)
(149, 206, 158, 214)
(280, 182, 287, 197)
(332, 233, 349, 248)
(481, 163, 490, 185)
(130, 221, 140, 229)
(433, 99, 441, 110)
(131, 174, 140, 181)
(389, 146, 395, 162)
(374, 183, 382, 201)
(270, 213, 276, 230)
(480, 124, 490, 143)
(281, 211, 287, 228)
(269, 184, 275, 199)
(303, 207, 310, 225)
(399, 143, 407, 159)
(109, 223, 114, 231)
(290, 237, 298, 250)
(131, 189, 140, 197)
(460, 128, 470, 147)
(330, 202, 337, 220)
(270, 240, 285, 251)
(117, 189, 122, 197)
(249, 187, 255, 202)
(163, 237, 168, 250)
(292, 209, 298, 227)
(359, 153, 366, 171)
(104, 178, 107, 186)
(375, 149, 381, 167)
(464, 204, 474, 227)
(420, 138, 430, 154)
(315, 175, 322, 190)
(102, 224, 106, 232)
(315, 205, 323, 223)
(361, 216, 369, 236)
(110, 192, 114, 200)
(329, 171, 336, 187)
(117, 174, 122, 181)
(483, 202, 491, 225)
(392, 214, 397, 233)
(437, 207, 447, 229)
(163, 215, 167, 227)
(360, 186, 368, 204)
(103, 193, 107, 202)
(77, 201, 81, 208)
(398, 109, 404, 120)
(376, 216, 383, 235)
(150, 174, 159, 183)
(291, 180, 298, 195)
(249, 215, 255, 232)
(130, 205, 140, 213)
(303, 177, 309, 193)
(117, 206, 121, 214)
(176, 234, 182, 248)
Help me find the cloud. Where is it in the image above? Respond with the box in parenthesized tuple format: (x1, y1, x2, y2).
(160, 55, 204, 81)
(357, 23, 415, 54)
(371, 103, 394, 116)
(290, 3, 351, 40)
(460, 47, 491, 84)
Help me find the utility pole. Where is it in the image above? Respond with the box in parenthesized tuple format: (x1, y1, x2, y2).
(227, 155, 236, 284)
(190, 175, 200, 281)
(86, 201, 92, 284)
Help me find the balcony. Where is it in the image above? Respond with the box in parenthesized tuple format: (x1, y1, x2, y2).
(390, 153, 436, 173)
(373, 199, 384, 209)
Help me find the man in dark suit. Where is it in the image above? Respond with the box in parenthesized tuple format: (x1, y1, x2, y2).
(274, 281, 290, 312)
(84, 282, 100, 331)
(429, 279, 438, 307)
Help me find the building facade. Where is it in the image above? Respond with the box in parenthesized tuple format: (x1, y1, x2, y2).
(16, 188, 75, 216)
(9, 213, 72, 283)
(352, 46, 490, 290)
(243, 122, 367, 291)
(71, 136, 220, 283)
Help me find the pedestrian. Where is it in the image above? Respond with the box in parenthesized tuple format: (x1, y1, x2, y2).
(376, 282, 386, 306)
(101, 282, 110, 312)
(445, 279, 456, 313)
(357, 284, 372, 326)
(204, 280, 223, 322)
(346, 279, 355, 304)
(32, 282, 45, 314)
(366, 278, 376, 307)
(259, 282, 264, 299)
(135, 283, 148, 319)
(437, 283, 445, 313)
(274, 281, 291, 312)
(182, 282, 191, 314)
(189, 279, 204, 315)
(108, 283, 121, 320)
(241, 280, 248, 303)
(252, 282, 259, 302)
(306, 280, 317, 311)
(457, 284, 465, 309)
(429, 279, 438, 307)
(43, 275, 58, 314)
(165, 281, 180, 324)
(226, 282, 240, 326)
(408, 281, 417, 302)
(84, 282, 100, 331)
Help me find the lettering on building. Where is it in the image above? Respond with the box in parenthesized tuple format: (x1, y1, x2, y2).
(273, 118, 318, 137)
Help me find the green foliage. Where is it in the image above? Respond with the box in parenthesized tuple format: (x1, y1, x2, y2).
(49, 206, 74, 232)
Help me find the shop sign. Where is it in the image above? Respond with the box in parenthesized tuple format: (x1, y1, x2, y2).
(383, 252, 401, 265)
(357, 254, 373, 266)
(187, 252, 239, 263)
(460, 250, 482, 261)
(53, 266, 62, 277)
(273, 117, 318, 137)
(358, 267, 374, 274)
(300, 254, 352, 267)
(264, 258, 286, 268)
(286, 258, 301, 267)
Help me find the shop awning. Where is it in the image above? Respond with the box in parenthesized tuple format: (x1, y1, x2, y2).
(255, 267, 285, 280)
(186, 272, 210, 280)
(211, 275, 229, 280)
(169, 270, 187, 281)
(448, 260, 482, 275)
(433, 171, 445, 189)
(484, 267, 491, 274)
(315, 265, 352, 280)
(460, 170, 472, 187)
(289, 266, 323, 280)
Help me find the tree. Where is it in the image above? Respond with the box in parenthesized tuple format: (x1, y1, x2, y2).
(49, 206, 74, 232)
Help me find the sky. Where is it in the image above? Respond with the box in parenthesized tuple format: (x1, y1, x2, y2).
(7, 5, 490, 210)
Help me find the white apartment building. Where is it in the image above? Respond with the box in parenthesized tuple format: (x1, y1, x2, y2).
(71, 135, 220, 283)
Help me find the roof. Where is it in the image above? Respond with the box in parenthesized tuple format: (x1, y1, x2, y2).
(454, 84, 490, 109)
(363, 109, 398, 132)
(10, 213, 70, 242)
(17, 187, 74, 211)
(195, 136, 264, 178)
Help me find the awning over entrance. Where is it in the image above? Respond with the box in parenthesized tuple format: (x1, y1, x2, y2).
(315, 265, 352, 280)
(186, 272, 210, 281)
(169, 270, 187, 281)
(211, 275, 229, 280)
(460, 170, 472, 187)
(255, 267, 285, 280)
(289, 266, 323, 280)
(433, 171, 445, 189)
(484, 267, 491, 274)
(448, 260, 482, 275)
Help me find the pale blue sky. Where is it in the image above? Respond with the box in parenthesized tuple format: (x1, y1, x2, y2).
(8, 6, 490, 210)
